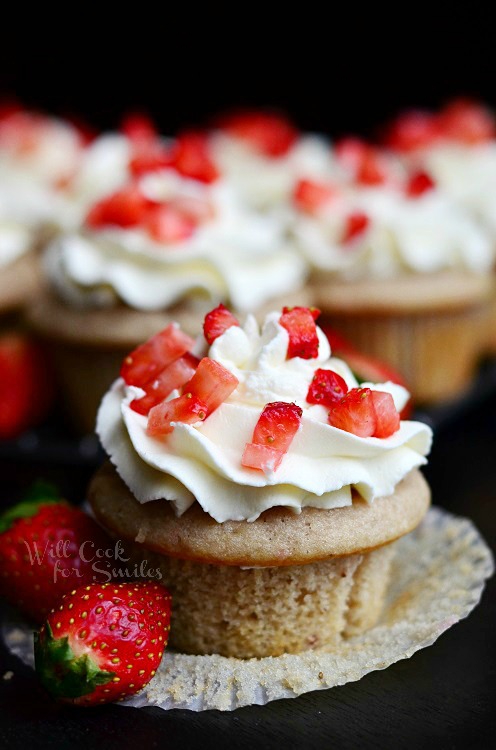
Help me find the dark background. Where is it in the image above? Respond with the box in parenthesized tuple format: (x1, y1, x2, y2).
(1, 6, 496, 139)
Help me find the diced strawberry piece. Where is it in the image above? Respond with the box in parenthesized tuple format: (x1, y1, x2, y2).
(438, 98, 496, 144)
(120, 325, 195, 387)
(328, 387, 377, 437)
(0, 100, 22, 122)
(129, 142, 172, 177)
(293, 178, 338, 214)
(130, 353, 199, 415)
(121, 112, 159, 144)
(169, 132, 219, 184)
(341, 212, 370, 244)
(251, 401, 303, 452)
(279, 306, 320, 360)
(218, 110, 298, 157)
(370, 390, 400, 438)
(241, 443, 284, 472)
(203, 304, 240, 345)
(85, 185, 153, 229)
(335, 137, 389, 185)
(306, 368, 348, 406)
(186, 357, 239, 413)
(147, 393, 208, 436)
(382, 110, 440, 152)
(145, 202, 197, 243)
(406, 170, 436, 197)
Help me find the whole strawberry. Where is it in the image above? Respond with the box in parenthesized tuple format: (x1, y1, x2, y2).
(34, 581, 172, 705)
(0, 482, 113, 623)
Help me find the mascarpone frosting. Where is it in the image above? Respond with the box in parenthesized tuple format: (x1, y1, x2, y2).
(97, 312, 432, 522)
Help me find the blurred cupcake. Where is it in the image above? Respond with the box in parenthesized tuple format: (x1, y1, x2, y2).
(0, 103, 88, 316)
(30, 141, 309, 432)
(383, 98, 496, 355)
(290, 139, 495, 404)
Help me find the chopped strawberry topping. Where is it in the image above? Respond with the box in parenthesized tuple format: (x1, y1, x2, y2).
(147, 393, 208, 436)
(335, 137, 389, 185)
(168, 132, 219, 184)
(129, 142, 172, 177)
(86, 185, 154, 229)
(242, 401, 303, 471)
(293, 178, 338, 214)
(185, 357, 239, 413)
(120, 325, 195, 388)
(382, 109, 440, 152)
(370, 390, 400, 438)
(241, 443, 285, 472)
(145, 202, 197, 243)
(146, 357, 238, 435)
(328, 387, 377, 437)
(203, 304, 240, 345)
(306, 368, 348, 406)
(328, 387, 400, 438)
(437, 98, 496, 144)
(130, 353, 199, 415)
(342, 212, 370, 244)
(280, 306, 320, 360)
(218, 110, 298, 157)
(121, 112, 159, 144)
(406, 170, 436, 197)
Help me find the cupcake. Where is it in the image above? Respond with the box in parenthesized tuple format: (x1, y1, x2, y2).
(0, 104, 87, 316)
(89, 305, 432, 658)
(290, 137, 495, 404)
(29, 128, 309, 432)
(383, 98, 496, 355)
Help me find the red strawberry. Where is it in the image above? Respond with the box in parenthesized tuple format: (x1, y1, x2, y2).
(218, 110, 298, 157)
(120, 112, 159, 144)
(146, 358, 238, 436)
(335, 137, 389, 185)
(168, 131, 219, 184)
(341, 211, 370, 244)
(129, 142, 172, 178)
(292, 178, 337, 214)
(306, 368, 348, 406)
(242, 401, 302, 472)
(203, 304, 240, 345)
(328, 387, 377, 437)
(130, 353, 199, 416)
(0, 333, 54, 439)
(120, 325, 195, 388)
(0, 483, 112, 623)
(34, 581, 171, 705)
(406, 170, 436, 197)
(279, 306, 320, 360)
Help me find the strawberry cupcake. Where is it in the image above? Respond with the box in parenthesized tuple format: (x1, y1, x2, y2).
(30, 136, 309, 432)
(0, 104, 87, 315)
(383, 98, 496, 354)
(290, 138, 495, 404)
(89, 305, 432, 658)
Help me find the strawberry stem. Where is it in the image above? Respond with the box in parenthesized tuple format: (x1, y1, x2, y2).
(34, 624, 115, 700)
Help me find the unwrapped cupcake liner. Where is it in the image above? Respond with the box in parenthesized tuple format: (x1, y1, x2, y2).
(3, 506, 493, 712)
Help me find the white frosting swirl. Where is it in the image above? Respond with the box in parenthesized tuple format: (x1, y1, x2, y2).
(45, 171, 307, 312)
(97, 312, 432, 522)
(292, 184, 494, 278)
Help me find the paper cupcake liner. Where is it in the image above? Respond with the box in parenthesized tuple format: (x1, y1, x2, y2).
(3, 506, 493, 712)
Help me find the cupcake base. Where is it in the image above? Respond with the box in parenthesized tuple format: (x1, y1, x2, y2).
(0, 253, 43, 316)
(314, 272, 492, 405)
(88, 463, 430, 658)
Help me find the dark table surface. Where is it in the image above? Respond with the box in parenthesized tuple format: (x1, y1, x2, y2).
(1, 377, 495, 750)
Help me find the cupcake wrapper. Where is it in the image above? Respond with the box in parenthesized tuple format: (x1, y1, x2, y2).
(3, 507, 493, 712)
